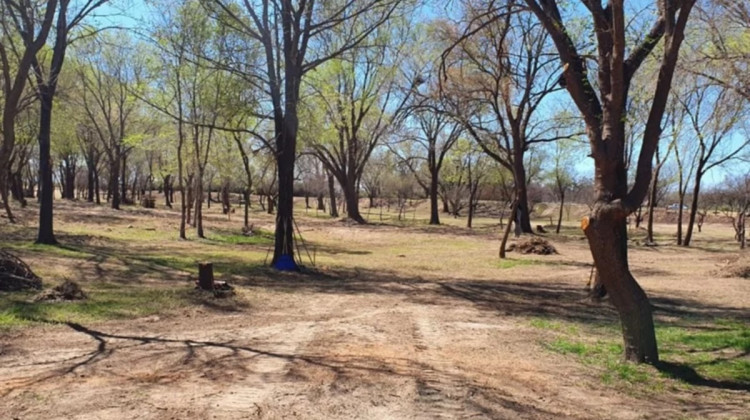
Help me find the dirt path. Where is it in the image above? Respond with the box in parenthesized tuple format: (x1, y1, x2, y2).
(1, 201, 748, 419)
(3, 280, 747, 419)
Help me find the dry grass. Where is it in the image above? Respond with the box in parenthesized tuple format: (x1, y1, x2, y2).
(0, 196, 748, 419)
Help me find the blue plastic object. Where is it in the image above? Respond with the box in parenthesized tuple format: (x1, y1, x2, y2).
(273, 254, 299, 271)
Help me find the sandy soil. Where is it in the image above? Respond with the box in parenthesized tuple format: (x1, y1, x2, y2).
(1, 200, 749, 419)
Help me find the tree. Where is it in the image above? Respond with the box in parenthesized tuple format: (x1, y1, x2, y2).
(305, 31, 414, 224)
(721, 173, 750, 249)
(147, 0, 252, 239)
(76, 34, 142, 210)
(0, 0, 57, 222)
(678, 82, 747, 247)
(31, 0, 110, 244)
(441, 1, 568, 234)
(547, 139, 580, 234)
(392, 92, 462, 225)
(692, 1, 749, 101)
(521, 0, 697, 363)
(208, 0, 411, 269)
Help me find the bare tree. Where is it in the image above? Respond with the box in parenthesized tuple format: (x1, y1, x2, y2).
(207, 0, 410, 269)
(521, 0, 697, 363)
(391, 94, 462, 225)
(691, 1, 750, 101)
(441, 1, 568, 234)
(679, 82, 747, 247)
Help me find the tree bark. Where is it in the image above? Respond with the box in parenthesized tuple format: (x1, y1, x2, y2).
(36, 84, 57, 245)
(556, 191, 565, 234)
(195, 170, 204, 238)
(272, 136, 296, 267)
(87, 163, 95, 203)
(514, 163, 534, 234)
(110, 152, 121, 210)
(342, 177, 365, 223)
(646, 168, 660, 244)
(197, 263, 214, 291)
(583, 208, 658, 363)
(328, 173, 338, 218)
(243, 188, 250, 228)
(120, 153, 128, 204)
(499, 199, 519, 259)
(317, 193, 325, 212)
(429, 168, 440, 225)
(683, 171, 703, 247)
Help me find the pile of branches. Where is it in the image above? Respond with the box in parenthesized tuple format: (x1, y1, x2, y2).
(0, 250, 42, 291)
(715, 256, 750, 279)
(507, 237, 558, 255)
(34, 280, 87, 302)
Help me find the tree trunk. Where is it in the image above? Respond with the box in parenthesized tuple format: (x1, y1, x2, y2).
(36, 85, 57, 245)
(197, 263, 214, 291)
(62, 160, 76, 200)
(646, 170, 659, 244)
(10, 169, 27, 207)
(271, 137, 297, 268)
(676, 192, 685, 245)
(164, 175, 172, 208)
(513, 155, 534, 234)
(0, 177, 15, 222)
(317, 193, 325, 212)
(243, 188, 250, 228)
(120, 154, 128, 205)
(429, 169, 440, 225)
(583, 208, 658, 363)
(93, 166, 100, 205)
(221, 183, 230, 214)
(682, 172, 703, 247)
(556, 191, 565, 234)
(87, 163, 95, 203)
(499, 199, 519, 259)
(328, 173, 338, 218)
(195, 170, 204, 238)
(343, 176, 365, 224)
(110, 155, 121, 210)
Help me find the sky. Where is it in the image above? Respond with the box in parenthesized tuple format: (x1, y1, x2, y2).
(83, 0, 748, 190)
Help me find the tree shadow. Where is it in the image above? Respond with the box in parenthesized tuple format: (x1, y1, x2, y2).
(655, 361, 750, 392)
(2, 318, 565, 419)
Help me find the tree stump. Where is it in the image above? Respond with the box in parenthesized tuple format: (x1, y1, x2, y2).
(198, 263, 214, 291)
(141, 196, 155, 208)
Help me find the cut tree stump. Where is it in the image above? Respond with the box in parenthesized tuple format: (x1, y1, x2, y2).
(197, 263, 214, 291)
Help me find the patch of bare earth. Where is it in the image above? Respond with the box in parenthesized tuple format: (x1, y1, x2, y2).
(1, 200, 748, 419)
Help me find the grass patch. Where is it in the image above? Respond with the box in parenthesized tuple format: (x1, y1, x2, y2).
(540, 319, 750, 389)
(1, 242, 91, 259)
(136, 255, 196, 272)
(207, 229, 274, 245)
(494, 258, 536, 269)
(0, 286, 192, 328)
(529, 317, 580, 334)
(657, 320, 750, 384)
(545, 338, 653, 385)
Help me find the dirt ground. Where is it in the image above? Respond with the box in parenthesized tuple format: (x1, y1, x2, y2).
(1, 199, 749, 419)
